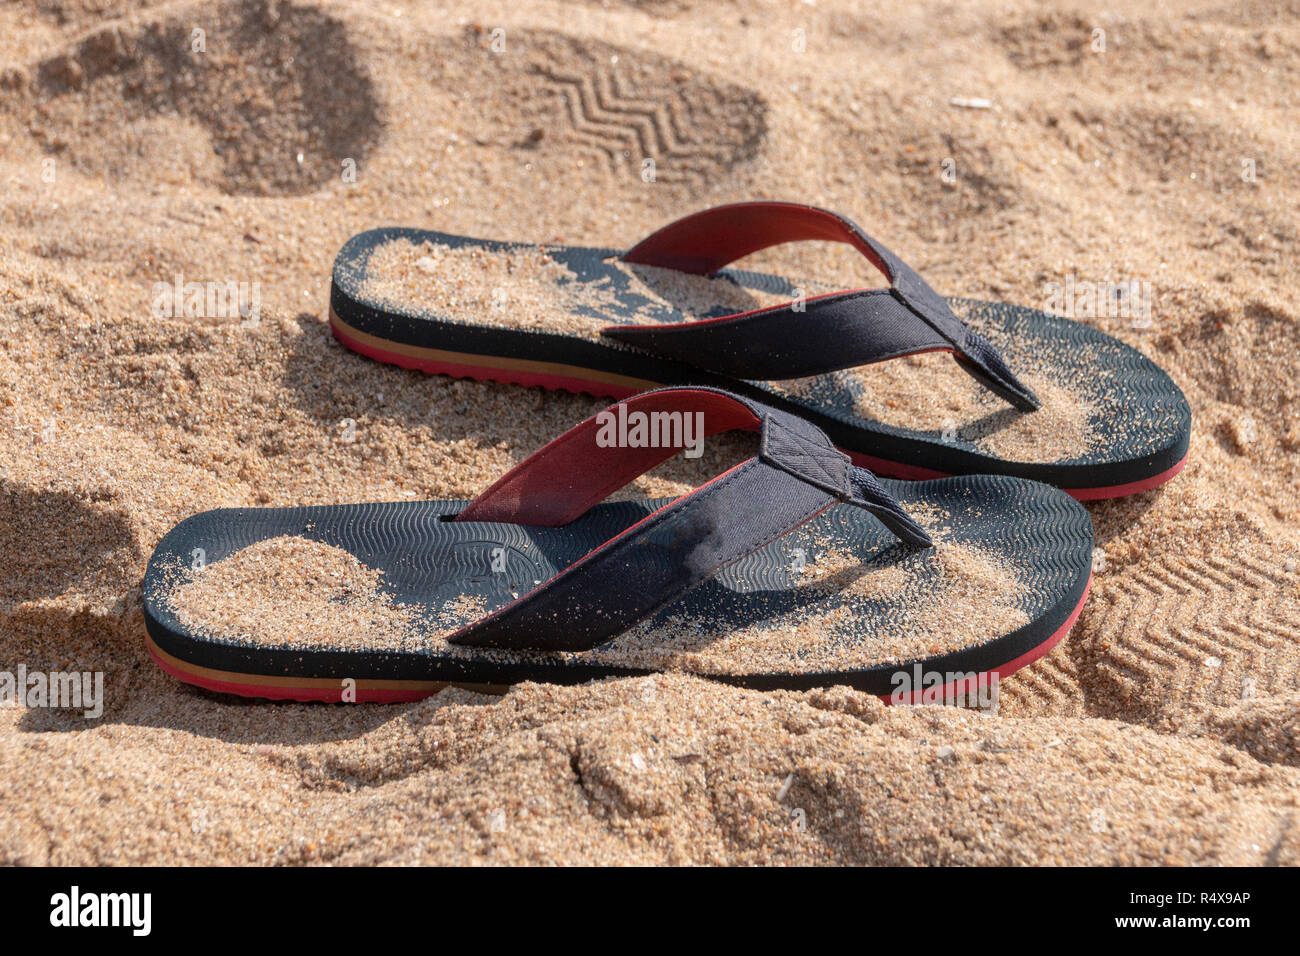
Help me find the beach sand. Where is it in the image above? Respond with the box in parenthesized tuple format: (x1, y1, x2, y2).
(1, 0, 1298, 864)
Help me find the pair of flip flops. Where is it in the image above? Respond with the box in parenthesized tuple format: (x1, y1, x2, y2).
(143, 202, 1190, 703)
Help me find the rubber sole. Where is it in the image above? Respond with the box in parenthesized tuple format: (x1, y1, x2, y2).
(329, 227, 1193, 498)
(331, 305, 658, 397)
(143, 477, 1094, 701)
(845, 448, 1190, 500)
(147, 578, 1091, 705)
(146, 632, 501, 703)
(331, 309, 1188, 500)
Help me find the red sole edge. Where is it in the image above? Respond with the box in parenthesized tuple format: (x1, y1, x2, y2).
(846, 448, 1190, 501)
(148, 645, 461, 703)
(149, 578, 1092, 705)
(1057, 453, 1188, 500)
(332, 319, 643, 400)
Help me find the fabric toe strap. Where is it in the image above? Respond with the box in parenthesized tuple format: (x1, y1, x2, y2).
(449, 387, 930, 651)
(606, 202, 1039, 412)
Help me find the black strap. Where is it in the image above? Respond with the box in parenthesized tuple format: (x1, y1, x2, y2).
(449, 387, 930, 652)
(606, 203, 1040, 412)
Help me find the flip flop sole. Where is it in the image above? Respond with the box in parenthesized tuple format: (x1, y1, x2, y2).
(331, 228, 1191, 498)
(142, 476, 1094, 701)
(146, 580, 1090, 704)
(331, 307, 1189, 500)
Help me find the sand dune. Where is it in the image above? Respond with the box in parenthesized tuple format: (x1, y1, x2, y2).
(0, 0, 1298, 863)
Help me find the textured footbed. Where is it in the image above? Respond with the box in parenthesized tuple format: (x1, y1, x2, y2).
(142, 475, 1094, 696)
(330, 228, 1192, 492)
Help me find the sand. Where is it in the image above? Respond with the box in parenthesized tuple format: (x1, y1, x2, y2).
(361, 237, 795, 338)
(167, 537, 419, 651)
(1, 0, 1299, 865)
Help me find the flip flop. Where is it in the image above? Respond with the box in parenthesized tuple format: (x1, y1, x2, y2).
(329, 201, 1190, 500)
(142, 387, 1093, 703)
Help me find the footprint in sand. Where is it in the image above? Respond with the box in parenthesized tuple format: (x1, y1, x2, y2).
(435, 27, 768, 188)
(3, 0, 381, 196)
(996, 8, 1294, 192)
(1088, 546, 1300, 715)
(1001, 540, 1300, 720)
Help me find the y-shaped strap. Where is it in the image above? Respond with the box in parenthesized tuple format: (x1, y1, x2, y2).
(450, 387, 931, 651)
(606, 202, 1039, 412)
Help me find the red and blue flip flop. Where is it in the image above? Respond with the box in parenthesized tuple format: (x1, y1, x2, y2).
(142, 387, 1093, 703)
(329, 202, 1190, 499)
